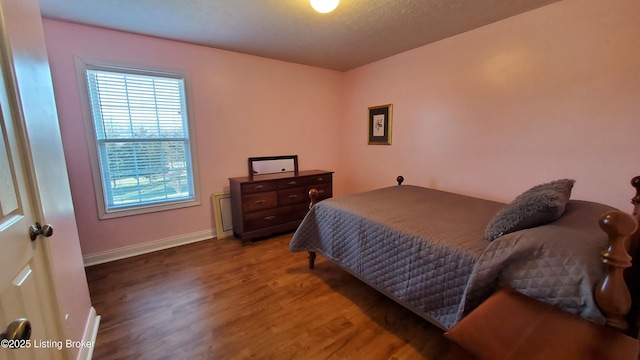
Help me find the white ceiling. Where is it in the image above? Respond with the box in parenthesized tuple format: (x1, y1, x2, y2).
(38, 0, 561, 72)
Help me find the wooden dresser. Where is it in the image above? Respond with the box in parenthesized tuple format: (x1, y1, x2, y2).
(229, 170, 333, 243)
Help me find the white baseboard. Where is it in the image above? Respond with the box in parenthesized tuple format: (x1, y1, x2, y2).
(77, 307, 100, 360)
(83, 229, 214, 266)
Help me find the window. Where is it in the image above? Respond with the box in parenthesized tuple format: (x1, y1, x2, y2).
(84, 65, 198, 218)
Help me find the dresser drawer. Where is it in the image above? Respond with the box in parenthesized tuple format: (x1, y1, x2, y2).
(277, 178, 306, 189)
(309, 183, 332, 201)
(277, 173, 332, 189)
(242, 191, 277, 212)
(290, 203, 311, 219)
(278, 187, 308, 205)
(241, 181, 277, 194)
(242, 204, 307, 231)
(306, 173, 332, 186)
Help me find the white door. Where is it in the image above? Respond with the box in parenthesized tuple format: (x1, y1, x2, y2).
(0, 43, 62, 359)
(0, 0, 97, 358)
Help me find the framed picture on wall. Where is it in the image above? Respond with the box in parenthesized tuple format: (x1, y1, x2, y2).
(368, 104, 392, 145)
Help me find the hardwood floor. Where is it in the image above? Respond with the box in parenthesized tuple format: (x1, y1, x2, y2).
(86, 233, 475, 359)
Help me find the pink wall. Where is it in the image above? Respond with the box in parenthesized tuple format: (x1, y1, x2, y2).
(42, 19, 343, 256)
(44, 0, 640, 257)
(340, 0, 640, 212)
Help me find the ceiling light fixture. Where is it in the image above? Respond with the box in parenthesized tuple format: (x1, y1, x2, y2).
(310, 0, 339, 13)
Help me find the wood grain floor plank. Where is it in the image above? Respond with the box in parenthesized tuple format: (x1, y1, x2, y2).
(86, 233, 475, 359)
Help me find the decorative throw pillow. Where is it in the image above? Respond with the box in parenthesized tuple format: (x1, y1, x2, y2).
(484, 179, 575, 241)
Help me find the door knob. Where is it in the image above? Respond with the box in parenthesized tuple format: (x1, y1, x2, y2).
(29, 222, 53, 241)
(1, 318, 31, 342)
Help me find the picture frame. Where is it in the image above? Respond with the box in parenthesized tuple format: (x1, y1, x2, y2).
(368, 104, 392, 145)
(212, 192, 233, 239)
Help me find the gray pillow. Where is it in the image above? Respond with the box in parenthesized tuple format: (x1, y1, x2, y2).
(485, 179, 575, 241)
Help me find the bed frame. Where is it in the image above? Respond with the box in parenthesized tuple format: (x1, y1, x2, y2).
(306, 175, 640, 338)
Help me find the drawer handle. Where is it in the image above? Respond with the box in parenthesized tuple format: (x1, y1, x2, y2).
(255, 185, 265, 190)
(317, 177, 323, 181)
(288, 181, 297, 185)
(288, 194, 298, 199)
(264, 216, 276, 221)
(254, 200, 266, 205)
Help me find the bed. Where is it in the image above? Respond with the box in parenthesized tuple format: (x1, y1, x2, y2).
(289, 176, 640, 335)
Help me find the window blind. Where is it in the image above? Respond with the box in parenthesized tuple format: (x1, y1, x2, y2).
(86, 68, 195, 211)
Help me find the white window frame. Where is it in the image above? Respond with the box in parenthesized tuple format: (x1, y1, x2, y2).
(76, 59, 200, 219)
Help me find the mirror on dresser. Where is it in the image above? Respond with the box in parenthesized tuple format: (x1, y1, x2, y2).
(248, 155, 298, 179)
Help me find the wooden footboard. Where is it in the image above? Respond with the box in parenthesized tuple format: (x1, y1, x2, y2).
(596, 176, 640, 337)
(305, 175, 640, 338)
(595, 210, 637, 332)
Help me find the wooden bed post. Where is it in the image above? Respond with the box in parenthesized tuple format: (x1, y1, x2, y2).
(309, 188, 319, 209)
(595, 209, 638, 331)
(626, 176, 640, 337)
(307, 188, 319, 269)
(629, 176, 640, 248)
(631, 176, 640, 214)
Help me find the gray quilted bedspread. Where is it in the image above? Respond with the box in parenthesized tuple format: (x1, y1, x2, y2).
(289, 185, 612, 329)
